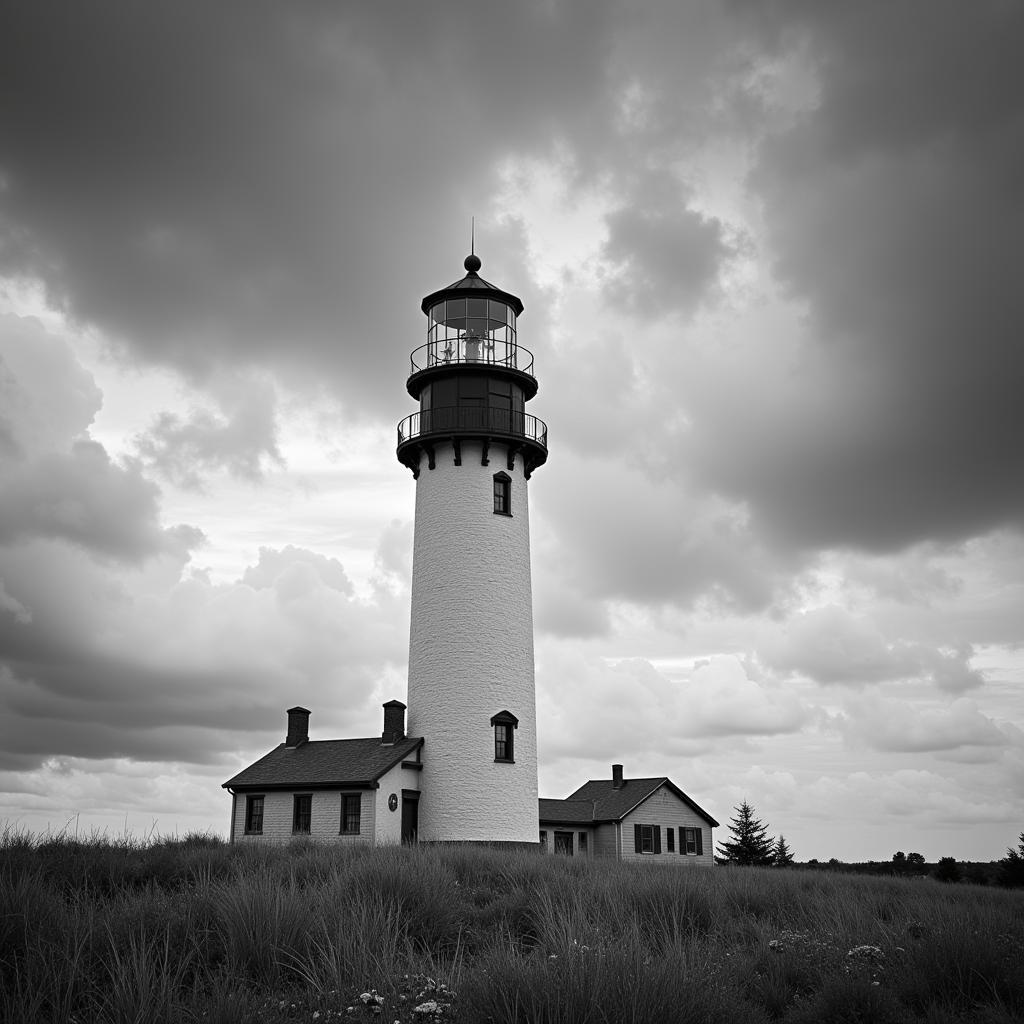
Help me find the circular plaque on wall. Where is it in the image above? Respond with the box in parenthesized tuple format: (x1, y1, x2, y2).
(388, 793, 398, 812)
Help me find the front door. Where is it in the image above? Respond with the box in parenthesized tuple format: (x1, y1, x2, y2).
(401, 794, 419, 845)
(554, 830, 574, 856)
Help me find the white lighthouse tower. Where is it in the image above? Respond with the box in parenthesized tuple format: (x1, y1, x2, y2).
(397, 251, 548, 844)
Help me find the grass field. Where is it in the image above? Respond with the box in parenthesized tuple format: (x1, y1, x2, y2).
(2, 828, 1022, 1023)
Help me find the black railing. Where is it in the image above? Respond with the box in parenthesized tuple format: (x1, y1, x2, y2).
(409, 338, 535, 377)
(397, 407, 548, 448)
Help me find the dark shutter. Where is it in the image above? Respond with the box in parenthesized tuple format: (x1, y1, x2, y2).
(695, 827, 704, 855)
(653, 826, 662, 854)
(634, 823, 642, 853)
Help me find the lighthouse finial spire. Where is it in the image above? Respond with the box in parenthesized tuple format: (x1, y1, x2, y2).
(464, 218, 481, 274)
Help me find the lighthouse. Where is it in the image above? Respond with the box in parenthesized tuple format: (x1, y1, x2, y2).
(397, 252, 548, 844)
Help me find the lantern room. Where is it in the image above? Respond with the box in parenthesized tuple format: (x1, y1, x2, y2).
(397, 254, 548, 479)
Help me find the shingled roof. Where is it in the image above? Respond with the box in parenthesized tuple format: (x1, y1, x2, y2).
(222, 736, 423, 790)
(539, 777, 719, 827)
(538, 798, 597, 824)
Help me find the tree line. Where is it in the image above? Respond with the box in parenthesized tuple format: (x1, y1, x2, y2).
(716, 802, 1024, 887)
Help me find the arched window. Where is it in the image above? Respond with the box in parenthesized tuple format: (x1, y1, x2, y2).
(490, 710, 518, 763)
(493, 472, 511, 516)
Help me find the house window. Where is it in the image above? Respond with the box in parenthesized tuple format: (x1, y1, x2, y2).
(554, 831, 574, 856)
(490, 710, 518, 762)
(292, 794, 311, 834)
(340, 794, 361, 835)
(666, 827, 675, 853)
(493, 472, 511, 515)
(681, 827, 702, 855)
(634, 823, 661, 854)
(244, 795, 264, 834)
(578, 832, 588, 856)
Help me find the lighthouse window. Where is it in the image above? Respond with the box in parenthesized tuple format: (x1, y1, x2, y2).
(493, 472, 511, 516)
(491, 710, 518, 763)
(494, 723, 513, 762)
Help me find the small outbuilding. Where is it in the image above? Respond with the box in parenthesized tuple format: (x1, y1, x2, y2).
(222, 704, 423, 846)
(539, 764, 718, 864)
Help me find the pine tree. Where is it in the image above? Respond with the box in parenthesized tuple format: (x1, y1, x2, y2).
(774, 834, 794, 866)
(997, 832, 1024, 888)
(716, 800, 775, 866)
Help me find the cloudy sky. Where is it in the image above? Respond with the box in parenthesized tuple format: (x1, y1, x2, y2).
(2, 0, 1022, 861)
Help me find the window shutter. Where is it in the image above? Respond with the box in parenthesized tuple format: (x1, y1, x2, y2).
(695, 827, 704, 856)
(653, 826, 662, 854)
(634, 823, 642, 853)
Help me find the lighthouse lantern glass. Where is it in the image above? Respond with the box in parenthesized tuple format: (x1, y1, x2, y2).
(425, 297, 517, 367)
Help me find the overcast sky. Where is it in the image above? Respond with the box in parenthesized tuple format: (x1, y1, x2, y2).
(1, 0, 1022, 861)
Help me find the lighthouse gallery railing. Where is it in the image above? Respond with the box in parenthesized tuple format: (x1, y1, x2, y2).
(397, 407, 548, 448)
(408, 338, 535, 377)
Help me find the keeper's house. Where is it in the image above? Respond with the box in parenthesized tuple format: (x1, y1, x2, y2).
(539, 764, 718, 864)
(223, 704, 424, 846)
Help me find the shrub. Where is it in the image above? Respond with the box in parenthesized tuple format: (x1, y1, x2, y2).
(932, 857, 961, 884)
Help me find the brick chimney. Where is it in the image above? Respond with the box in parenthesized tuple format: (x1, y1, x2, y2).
(381, 700, 406, 744)
(286, 706, 310, 747)
(612, 763, 624, 789)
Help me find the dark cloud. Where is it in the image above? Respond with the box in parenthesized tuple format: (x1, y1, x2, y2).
(135, 377, 283, 487)
(0, 539, 406, 771)
(838, 696, 1015, 755)
(0, 317, 402, 772)
(0, 315, 101, 456)
(0, 0, 618, 409)
(241, 545, 354, 596)
(602, 174, 734, 318)
(0, 440, 174, 562)
(0, 316, 190, 563)
(688, 0, 1024, 552)
(534, 451, 794, 615)
(760, 605, 985, 692)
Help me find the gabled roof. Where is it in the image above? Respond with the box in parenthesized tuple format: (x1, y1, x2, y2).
(540, 777, 719, 828)
(222, 736, 423, 791)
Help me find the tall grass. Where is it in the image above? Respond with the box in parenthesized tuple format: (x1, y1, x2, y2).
(1, 825, 1022, 1023)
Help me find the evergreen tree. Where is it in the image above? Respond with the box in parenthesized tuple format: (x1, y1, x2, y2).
(997, 832, 1024, 888)
(773, 834, 794, 866)
(716, 800, 775, 866)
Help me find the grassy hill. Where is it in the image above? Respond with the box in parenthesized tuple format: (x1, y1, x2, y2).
(2, 828, 1022, 1023)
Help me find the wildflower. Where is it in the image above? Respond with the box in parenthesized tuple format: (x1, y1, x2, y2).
(768, 939, 784, 950)
(847, 945, 883, 958)
(414, 1001, 442, 1016)
(313, 1014, 321, 1021)
(360, 991, 385, 1007)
